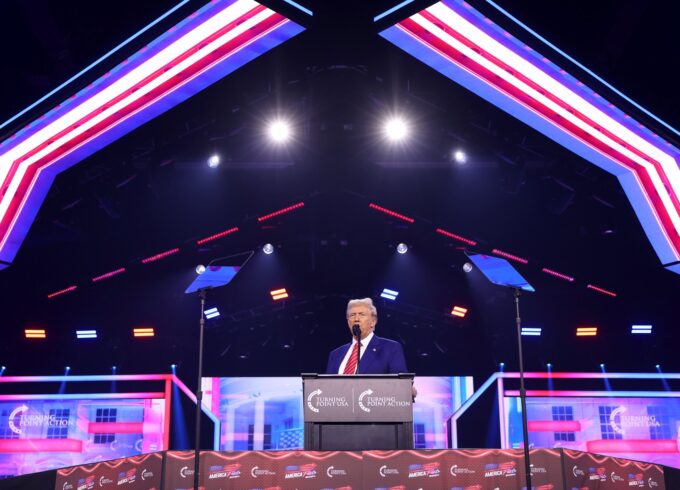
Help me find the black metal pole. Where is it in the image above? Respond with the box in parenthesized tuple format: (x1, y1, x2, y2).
(514, 288, 532, 490)
(193, 289, 207, 490)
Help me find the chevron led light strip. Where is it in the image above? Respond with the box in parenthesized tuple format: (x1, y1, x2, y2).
(0, 0, 304, 269)
(381, 0, 680, 274)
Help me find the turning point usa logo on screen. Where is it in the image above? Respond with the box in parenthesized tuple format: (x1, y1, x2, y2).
(484, 461, 516, 477)
(284, 463, 317, 479)
(407, 462, 440, 478)
(208, 463, 241, 479)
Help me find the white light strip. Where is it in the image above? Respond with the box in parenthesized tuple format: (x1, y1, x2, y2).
(427, 3, 680, 193)
(0, 0, 268, 222)
(415, 6, 680, 237)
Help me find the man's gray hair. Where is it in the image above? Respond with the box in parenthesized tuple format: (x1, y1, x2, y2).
(346, 298, 378, 319)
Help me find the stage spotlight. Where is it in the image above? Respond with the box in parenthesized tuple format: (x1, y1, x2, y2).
(599, 363, 605, 370)
(462, 262, 473, 273)
(499, 362, 505, 372)
(546, 363, 552, 369)
(380, 288, 399, 300)
(262, 243, 274, 255)
(383, 116, 409, 142)
(111, 366, 117, 372)
(521, 327, 542, 336)
(204, 307, 220, 319)
(267, 119, 291, 143)
(631, 324, 652, 334)
(207, 154, 220, 168)
(170, 364, 177, 371)
(65, 366, 71, 372)
(453, 149, 467, 164)
(196, 264, 206, 275)
(0, 366, 5, 376)
(396, 243, 408, 254)
(655, 364, 661, 370)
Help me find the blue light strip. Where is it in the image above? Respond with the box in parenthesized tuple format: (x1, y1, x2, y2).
(0, 0, 191, 132)
(76, 329, 98, 339)
(484, 0, 680, 138)
(374, 0, 415, 22)
(631, 324, 653, 334)
(282, 0, 313, 16)
(380, 288, 399, 300)
(520, 327, 542, 336)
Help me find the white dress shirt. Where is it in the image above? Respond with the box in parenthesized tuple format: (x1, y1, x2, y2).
(337, 331, 374, 374)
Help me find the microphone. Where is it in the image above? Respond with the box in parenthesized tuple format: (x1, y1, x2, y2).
(352, 324, 361, 338)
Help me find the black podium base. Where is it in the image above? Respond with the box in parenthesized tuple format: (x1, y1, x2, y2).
(305, 422, 414, 450)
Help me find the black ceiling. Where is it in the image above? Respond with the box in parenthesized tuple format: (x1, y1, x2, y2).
(0, 0, 678, 380)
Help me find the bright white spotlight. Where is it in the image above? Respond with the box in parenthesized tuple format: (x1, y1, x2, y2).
(463, 262, 473, 273)
(207, 154, 220, 168)
(267, 119, 291, 143)
(396, 243, 408, 254)
(196, 264, 206, 275)
(263, 243, 274, 255)
(453, 149, 467, 163)
(384, 117, 409, 142)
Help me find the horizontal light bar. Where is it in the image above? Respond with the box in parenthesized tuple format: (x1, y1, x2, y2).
(91, 267, 126, 282)
(204, 307, 220, 319)
(257, 202, 305, 222)
(491, 248, 528, 264)
(47, 285, 77, 299)
(631, 324, 653, 334)
(380, 288, 399, 300)
(133, 328, 155, 337)
(451, 306, 468, 318)
(521, 327, 542, 336)
(435, 227, 477, 246)
(196, 226, 239, 245)
(541, 267, 574, 282)
(76, 330, 98, 339)
(24, 329, 46, 339)
(368, 203, 415, 223)
(576, 327, 598, 337)
(587, 283, 617, 297)
(270, 288, 289, 300)
(141, 247, 180, 264)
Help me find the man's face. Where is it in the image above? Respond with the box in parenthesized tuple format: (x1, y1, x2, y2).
(346, 304, 376, 340)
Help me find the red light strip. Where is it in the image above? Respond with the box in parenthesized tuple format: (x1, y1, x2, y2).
(368, 203, 415, 223)
(91, 267, 126, 282)
(47, 285, 77, 299)
(491, 248, 528, 264)
(257, 202, 305, 222)
(541, 267, 574, 282)
(587, 284, 617, 297)
(141, 247, 180, 264)
(435, 228, 477, 246)
(133, 328, 155, 338)
(196, 226, 239, 245)
(25, 329, 46, 339)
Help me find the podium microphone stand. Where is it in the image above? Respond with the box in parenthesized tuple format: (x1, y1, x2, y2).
(465, 252, 535, 490)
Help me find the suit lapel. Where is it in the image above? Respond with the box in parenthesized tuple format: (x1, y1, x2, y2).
(358, 336, 380, 374)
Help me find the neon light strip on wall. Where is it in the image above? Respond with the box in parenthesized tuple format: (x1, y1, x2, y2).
(381, 0, 680, 274)
(0, 0, 304, 269)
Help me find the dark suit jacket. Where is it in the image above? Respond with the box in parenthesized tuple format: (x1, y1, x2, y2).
(326, 335, 408, 374)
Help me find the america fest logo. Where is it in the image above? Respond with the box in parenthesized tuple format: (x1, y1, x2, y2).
(284, 463, 317, 479)
(407, 461, 441, 478)
(76, 475, 95, 490)
(207, 463, 241, 480)
(116, 468, 137, 485)
(588, 466, 606, 482)
(628, 473, 644, 487)
(483, 461, 517, 477)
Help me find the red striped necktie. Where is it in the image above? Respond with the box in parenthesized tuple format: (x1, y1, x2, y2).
(342, 341, 362, 374)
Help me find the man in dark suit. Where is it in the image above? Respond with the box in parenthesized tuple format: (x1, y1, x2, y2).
(326, 297, 408, 375)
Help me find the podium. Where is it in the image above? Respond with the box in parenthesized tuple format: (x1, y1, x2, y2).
(302, 373, 414, 451)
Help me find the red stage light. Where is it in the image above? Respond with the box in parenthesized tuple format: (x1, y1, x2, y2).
(587, 284, 617, 297)
(270, 288, 289, 300)
(91, 267, 126, 282)
(133, 328, 155, 338)
(435, 228, 477, 246)
(541, 267, 574, 282)
(25, 329, 46, 339)
(491, 249, 529, 264)
(368, 203, 415, 223)
(576, 327, 598, 337)
(196, 226, 239, 245)
(141, 248, 180, 264)
(47, 285, 77, 299)
(451, 306, 468, 318)
(257, 202, 305, 222)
